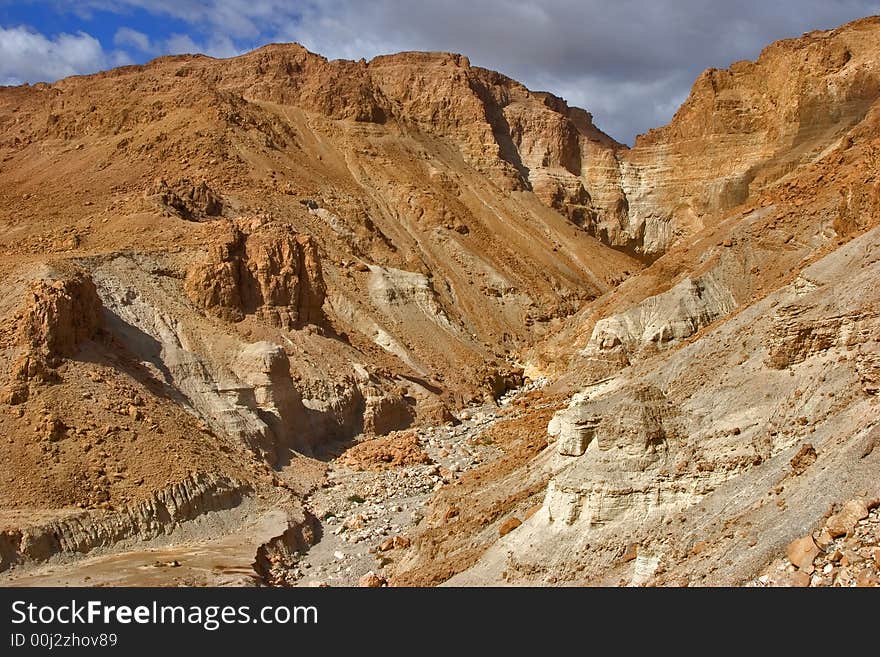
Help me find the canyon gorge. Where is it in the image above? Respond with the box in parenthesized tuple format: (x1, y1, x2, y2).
(1, 15, 879, 587)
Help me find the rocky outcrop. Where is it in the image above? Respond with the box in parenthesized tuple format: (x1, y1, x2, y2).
(96, 262, 289, 464)
(765, 228, 880, 370)
(231, 341, 316, 454)
(361, 385, 416, 436)
(767, 304, 880, 369)
(234, 18, 880, 261)
(547, 403, 601, 457)
(147, 177, 223, 221)
(586, 273, 736, 355)
(599, 19, 880, 257)
(185, 217, 326, 329)
(16, 271, 102, 359)
(0, 473, 249, 571)
(542, 384, 682, 528)
(3, 271, 102, 402)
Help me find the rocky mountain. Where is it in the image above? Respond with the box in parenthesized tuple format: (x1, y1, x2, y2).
(0, 16, 878, 587)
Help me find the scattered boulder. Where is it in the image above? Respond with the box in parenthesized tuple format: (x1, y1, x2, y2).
(780, 570, 812, 587)
(786, 535, 820, 573)
(826, 499, 870, 538)
(789, 443, 817, 475)
(358, 571, 387, 587)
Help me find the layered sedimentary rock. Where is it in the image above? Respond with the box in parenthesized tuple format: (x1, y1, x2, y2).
(0, 473, 248, 571)
(392, 18, 880, 588)
(587, 273, 736, 354)
(448, 219, 880, 588)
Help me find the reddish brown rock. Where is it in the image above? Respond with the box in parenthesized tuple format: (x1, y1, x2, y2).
(498, 517, 522, 537)
(358, 571, 386, 587)
(185, 218, 325, 329)
(826, 499, 870, 538)
(621, 543, 639, 563)
(856, 569, 880, 587)
(786, 536, 820, 573)
(17, 273, 102, 359)
(781, 571, 812, 588)
(789, 444, 817, 475)
(337, 432, 430, 471)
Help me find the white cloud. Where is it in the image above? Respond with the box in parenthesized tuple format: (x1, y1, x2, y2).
(112, 25, 241, 59)
(0, 25, 130, 86)
(114, 26, 154, 53)
(164, 32, 241, 58)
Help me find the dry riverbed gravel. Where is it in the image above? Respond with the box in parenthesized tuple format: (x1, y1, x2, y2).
(280, 385, 540, 587)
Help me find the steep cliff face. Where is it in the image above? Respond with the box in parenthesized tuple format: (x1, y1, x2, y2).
(15, 272, 103, 358)
(1, 269, 102, 402)
(605, 18, 880, 257)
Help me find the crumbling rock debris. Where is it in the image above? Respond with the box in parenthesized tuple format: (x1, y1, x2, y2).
(358, 571, 387, 587)
(338, 432, 432, 471)
(253, 512, 321, 586)
(361, 385, 416, 436)
(790, 444, 818, 476)
(826, 499, 870, 538)
(754, 501, 880, 587)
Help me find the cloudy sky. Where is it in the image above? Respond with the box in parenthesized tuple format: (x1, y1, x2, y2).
(1, 1, 879, 143)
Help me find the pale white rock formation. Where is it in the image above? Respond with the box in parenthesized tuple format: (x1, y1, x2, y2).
(587, 273, 736, 353)
(450, 226, 880, 587)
